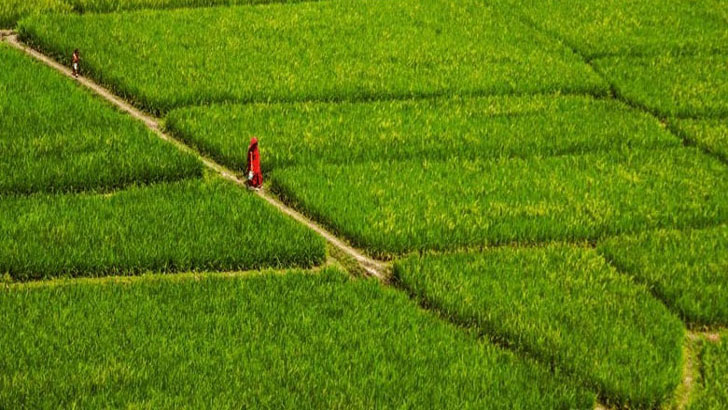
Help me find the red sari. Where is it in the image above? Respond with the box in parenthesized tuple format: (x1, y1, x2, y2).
(247, 137, 263, 188)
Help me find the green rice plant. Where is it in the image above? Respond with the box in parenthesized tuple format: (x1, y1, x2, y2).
(17, 0, 607, 114)
(0, 177, 325, 280)
(688, 332, 728, 409)
(0, 44, 202, 195)
(270, 147, 728, 257)
(597, 225, 728, 327)
(394, 246, 685, 408)
(494, 0, 728, 58)
(165, 95, 679, 172)
(713, 0, 728, 23)
(672, 118, 728, 162)
(66, 0, 313, 13)
(593, 54, 728, 118)
(0, 0, 70, 29)
(0, 268, 596, 408)
(0, 0, 313, 27)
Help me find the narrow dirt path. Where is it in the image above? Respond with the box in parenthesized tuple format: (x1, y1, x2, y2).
(676, 331, 702, 409)
(675, 330, 723, 409)
(2, 33, 388, 281)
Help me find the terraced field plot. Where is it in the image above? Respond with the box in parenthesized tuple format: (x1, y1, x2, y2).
(18, 0, 607, 113)
(271, 148, 728, 256)
(166, 95, 679, 171)
(66, 0, 310, 13)
(0, 44, 201, 195)
(0, 178, 325, 280)
(673, 118, 728, 161)
(0, 269, 595, 409)
(0, 0, 70, 29)
(495, 0, 728, 57)
(0, 0, 307, 28)
(394, 246, 684, 407)
(2, 0, 728, 407)
(598, 225, 728, 326)
(594, 54, 728, 118)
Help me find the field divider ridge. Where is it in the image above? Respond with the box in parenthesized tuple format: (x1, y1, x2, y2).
(675, 330, 723, 409)
(505, 11, 728, 168)
(1, 33, 388, 281)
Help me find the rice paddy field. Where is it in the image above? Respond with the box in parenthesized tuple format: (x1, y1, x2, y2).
(165, 95, 680, 171)
(17, 0, 607, 113)
(672, 118, 728, 161)
(1, 0, 727, 407)
(0, 43, 202, 195)
(394, 246, 685, 407)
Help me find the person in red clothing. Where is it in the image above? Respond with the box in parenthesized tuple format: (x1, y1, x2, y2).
(71, 49, 80, 78)
(246, 136, 263, 189)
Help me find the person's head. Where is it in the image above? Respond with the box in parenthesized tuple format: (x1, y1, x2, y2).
(73, 49, 79, 55)
(250, 136, 258, 146)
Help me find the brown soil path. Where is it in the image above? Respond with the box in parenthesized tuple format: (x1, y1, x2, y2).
(2, 33, 388, 280)
(675, 331, 702, 409)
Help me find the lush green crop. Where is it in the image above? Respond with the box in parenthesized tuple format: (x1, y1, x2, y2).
(0, 0, 70, 28)
(1, 0, 312, 28)
(593, 54, 728, 118)
(18, 0, 607, 114)
(394, 246, 684, 407)
(597, 225, 728, 327)
(713, 0, 728, 23)
(270, 148, 728, 257)
(689, 333, 728, 410)
(495, 0, 728, 58)
(0, 268, 595, 408)
(165, 95, 678, 172)
(0, 44, 201, 195)
(672, 118, 728, 162)
(66, 0, 312, 13)
(0, 177, 325, 280)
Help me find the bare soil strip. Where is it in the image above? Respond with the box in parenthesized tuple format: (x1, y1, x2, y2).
(675, 330, 723, 409)
(2, 33, 388, 280)
(675, 332, 702, 409)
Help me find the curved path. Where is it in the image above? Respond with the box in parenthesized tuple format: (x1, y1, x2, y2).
(2, 33, 388, 280)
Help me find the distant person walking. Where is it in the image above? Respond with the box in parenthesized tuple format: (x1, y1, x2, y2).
(71, 49, 80, 78)
(246, 137, 263, 190)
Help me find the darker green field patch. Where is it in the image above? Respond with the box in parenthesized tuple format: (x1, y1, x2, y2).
(593, 54, 728, 118)
(0, 44, 202, 195)
(0, 178, 325, 280)
(0, 268, 595, 408)
(394, 246, 685, 407)
(598, 225, 728, 327)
